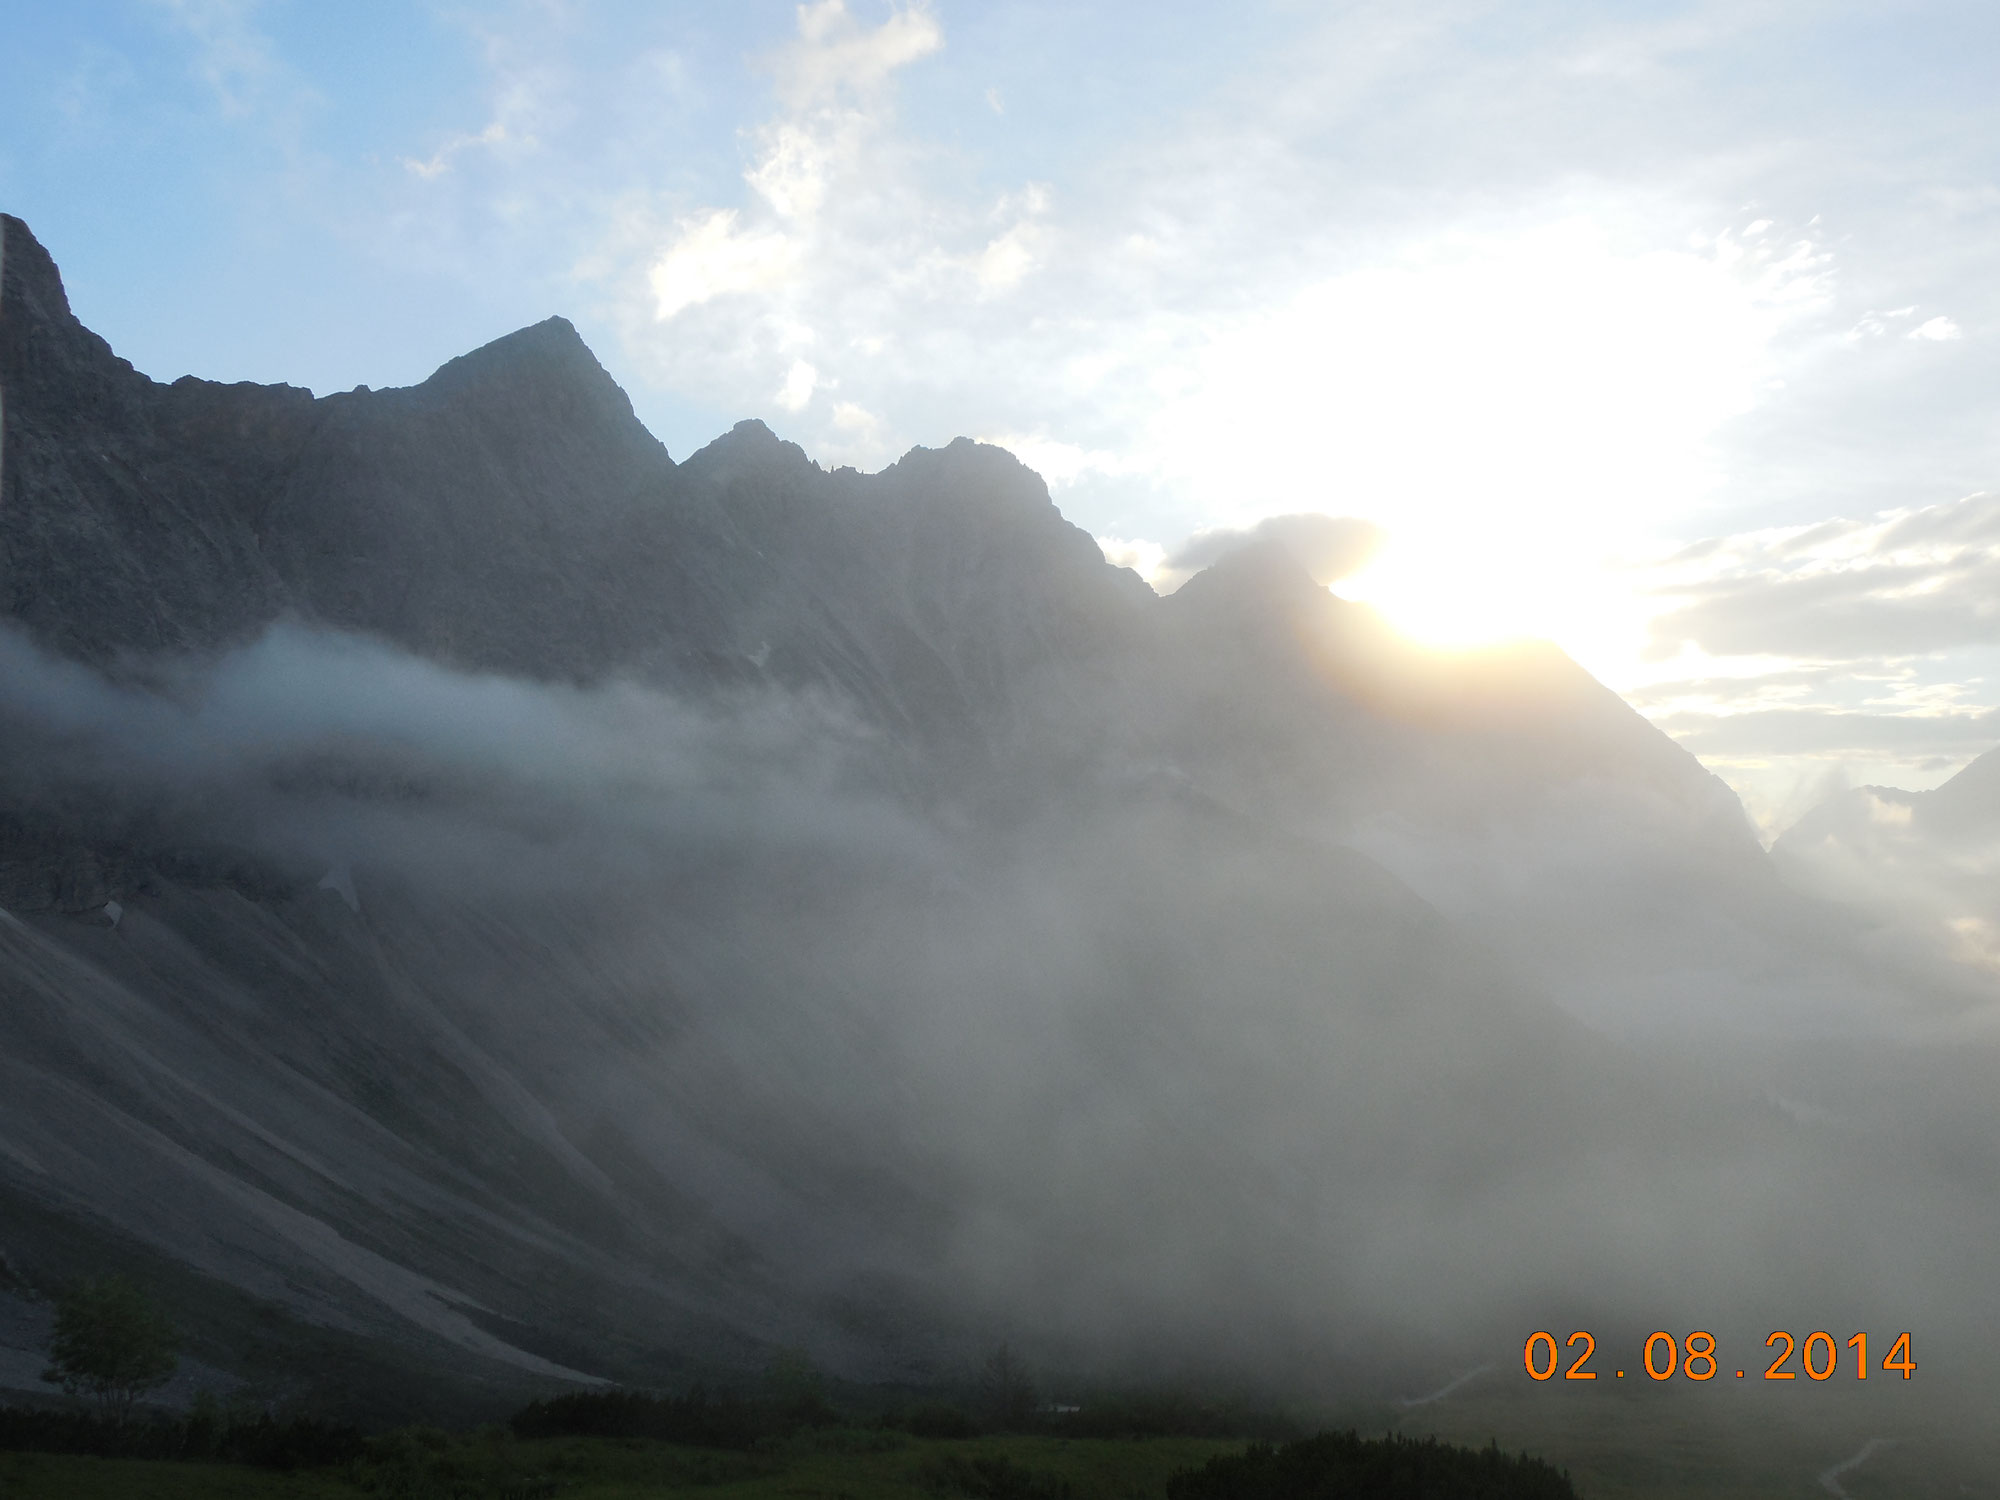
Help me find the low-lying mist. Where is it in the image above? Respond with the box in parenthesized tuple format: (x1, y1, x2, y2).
(5, 616, 1993, 1414)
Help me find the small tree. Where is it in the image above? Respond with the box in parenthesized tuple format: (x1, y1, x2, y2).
(765, 1345, 836, 1426)
(979, 1341, 1036, 1430)
(41, 1275, 178, 1422)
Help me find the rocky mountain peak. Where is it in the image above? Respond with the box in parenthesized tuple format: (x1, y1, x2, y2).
(2, 213, 146, 424)
(1163, 534, 1330, 625)
(0, 214, 80, 332)
(681, 418, 818, 488)
(421, 314, 619, 399)
(403, 314, 669, 471)
(881, 437, 1063, 524)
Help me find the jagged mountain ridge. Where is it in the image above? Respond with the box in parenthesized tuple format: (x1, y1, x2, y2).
(2, 213, 1984, 1410)
(2, 213, 1147, 738)
(1, 211, 1730, 817)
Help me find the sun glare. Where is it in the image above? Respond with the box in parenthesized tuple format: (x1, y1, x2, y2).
(1145, 214, 1818, 676)
(1150, 217, 1800, 533)
(1334, 532, 1650, 681)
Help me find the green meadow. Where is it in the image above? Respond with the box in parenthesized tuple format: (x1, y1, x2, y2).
(0, 1430, 1242, 1500)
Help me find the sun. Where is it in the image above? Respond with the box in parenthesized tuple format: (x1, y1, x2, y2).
(1333, 532, 1652, 688)
(1135, 210, 1801, 678)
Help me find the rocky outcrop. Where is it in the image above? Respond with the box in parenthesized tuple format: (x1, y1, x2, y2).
(1, 214, 685, 678)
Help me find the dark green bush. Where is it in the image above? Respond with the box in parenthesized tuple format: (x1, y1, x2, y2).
(903, 1404, 981, 1438)
(1051, 1391, 1296, 1441)
(922, 1452, 1073, 1500)
(40, 1275, 179, 1422)
(1166, 1430, 1576, 1500)
(0, 1401, 363, 1469)
(507, 1386, 771, 1449)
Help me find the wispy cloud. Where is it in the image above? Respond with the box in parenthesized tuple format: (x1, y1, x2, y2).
(1159, 514, 1385, 594)
(1623, 492, 2000, 831)
(598, 0, 1057, 465)
(145, 0, 285, 117)
(1645, 491, 2000, 663)
(401, 120, 513, 180)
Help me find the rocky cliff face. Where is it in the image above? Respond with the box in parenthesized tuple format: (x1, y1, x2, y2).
(3, 213, 1990, 1415)
(3, 211, 1150, 715)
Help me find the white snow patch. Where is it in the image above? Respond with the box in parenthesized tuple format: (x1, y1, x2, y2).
(1818, 1438, 1895, 1497)
(317, 863, 360, 913)
(1399, 1364, 1493, 1407)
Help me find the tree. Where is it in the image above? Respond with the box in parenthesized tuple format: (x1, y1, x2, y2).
(764, 1346, 836, 1426)
(41, 1275, 178, 1422)
(978, 1341, 1036, 1430)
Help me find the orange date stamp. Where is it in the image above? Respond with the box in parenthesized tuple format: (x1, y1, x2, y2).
(1524, 1330, 1914, 1383)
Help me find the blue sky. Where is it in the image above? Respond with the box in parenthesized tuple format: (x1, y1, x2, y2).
(6, 0, 2000, 831)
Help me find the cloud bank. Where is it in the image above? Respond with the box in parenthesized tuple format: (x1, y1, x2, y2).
(1155, 514, 1385, 594)
(1625, 491, 2000, 831)
(5, 613, 1997, 1405)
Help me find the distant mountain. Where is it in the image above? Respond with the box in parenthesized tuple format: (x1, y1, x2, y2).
(1775, 746, 2000, 857)
(1770, 745, 2000, 990)
(3, 212, 1993, 1418)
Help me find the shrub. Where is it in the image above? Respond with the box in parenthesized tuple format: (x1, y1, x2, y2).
(1166, 1430, 1577, 1500)
(0, 1402, 363, 1469)
(40, 1275, 177, 1422)
(1050, 1391, 1296, 1441)
(507, 1387, 768, 1449)
(764, 1347, 839, 1428)
(977, 1343, 1036, 1430)
(904, 1405, 980, 1439)
(922, 1453, 1072, 1500)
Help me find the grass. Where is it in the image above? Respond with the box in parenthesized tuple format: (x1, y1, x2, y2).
(1378, 1372, 2000, 1498)
(5, 1392, 1996, 1499)
(0, 1449, 359, 1498)
(0, 1428, 1245, 1500)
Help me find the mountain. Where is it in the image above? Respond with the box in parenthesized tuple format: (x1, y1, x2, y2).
(1776, 745, 2000, 857)
(1770, 744, 2000, 989)
(2, 213, 1994, 1419)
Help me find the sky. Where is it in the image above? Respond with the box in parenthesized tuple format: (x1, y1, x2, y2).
(4, 0, 1999, 834)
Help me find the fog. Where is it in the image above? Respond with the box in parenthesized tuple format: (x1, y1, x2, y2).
(5, 607, 1995, 1424)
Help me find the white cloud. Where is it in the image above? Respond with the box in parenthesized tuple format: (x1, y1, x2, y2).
(1641, 490, 2000, 663)
(401, 120, 511, 180)
(976, 433, 1107, 488)
(1094, 536, 1168, 585)
(649, 210, 801, 320)
(776, 359, 819, 412)
(603, 2, 984, 447)
(1909, 315, 1963, 341)
(1847, 305, 1917, 339)
(832, 400, 882, 438)
(1165, 514, 1384, 591)
(1617, 491, 2000, 833)
(747, 122, 838, 221)
(974, 222, 1041, 292)
(146, 0, 284, 117)
(774, 0, 943, 110)
(1146, 218, 1814, 532)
